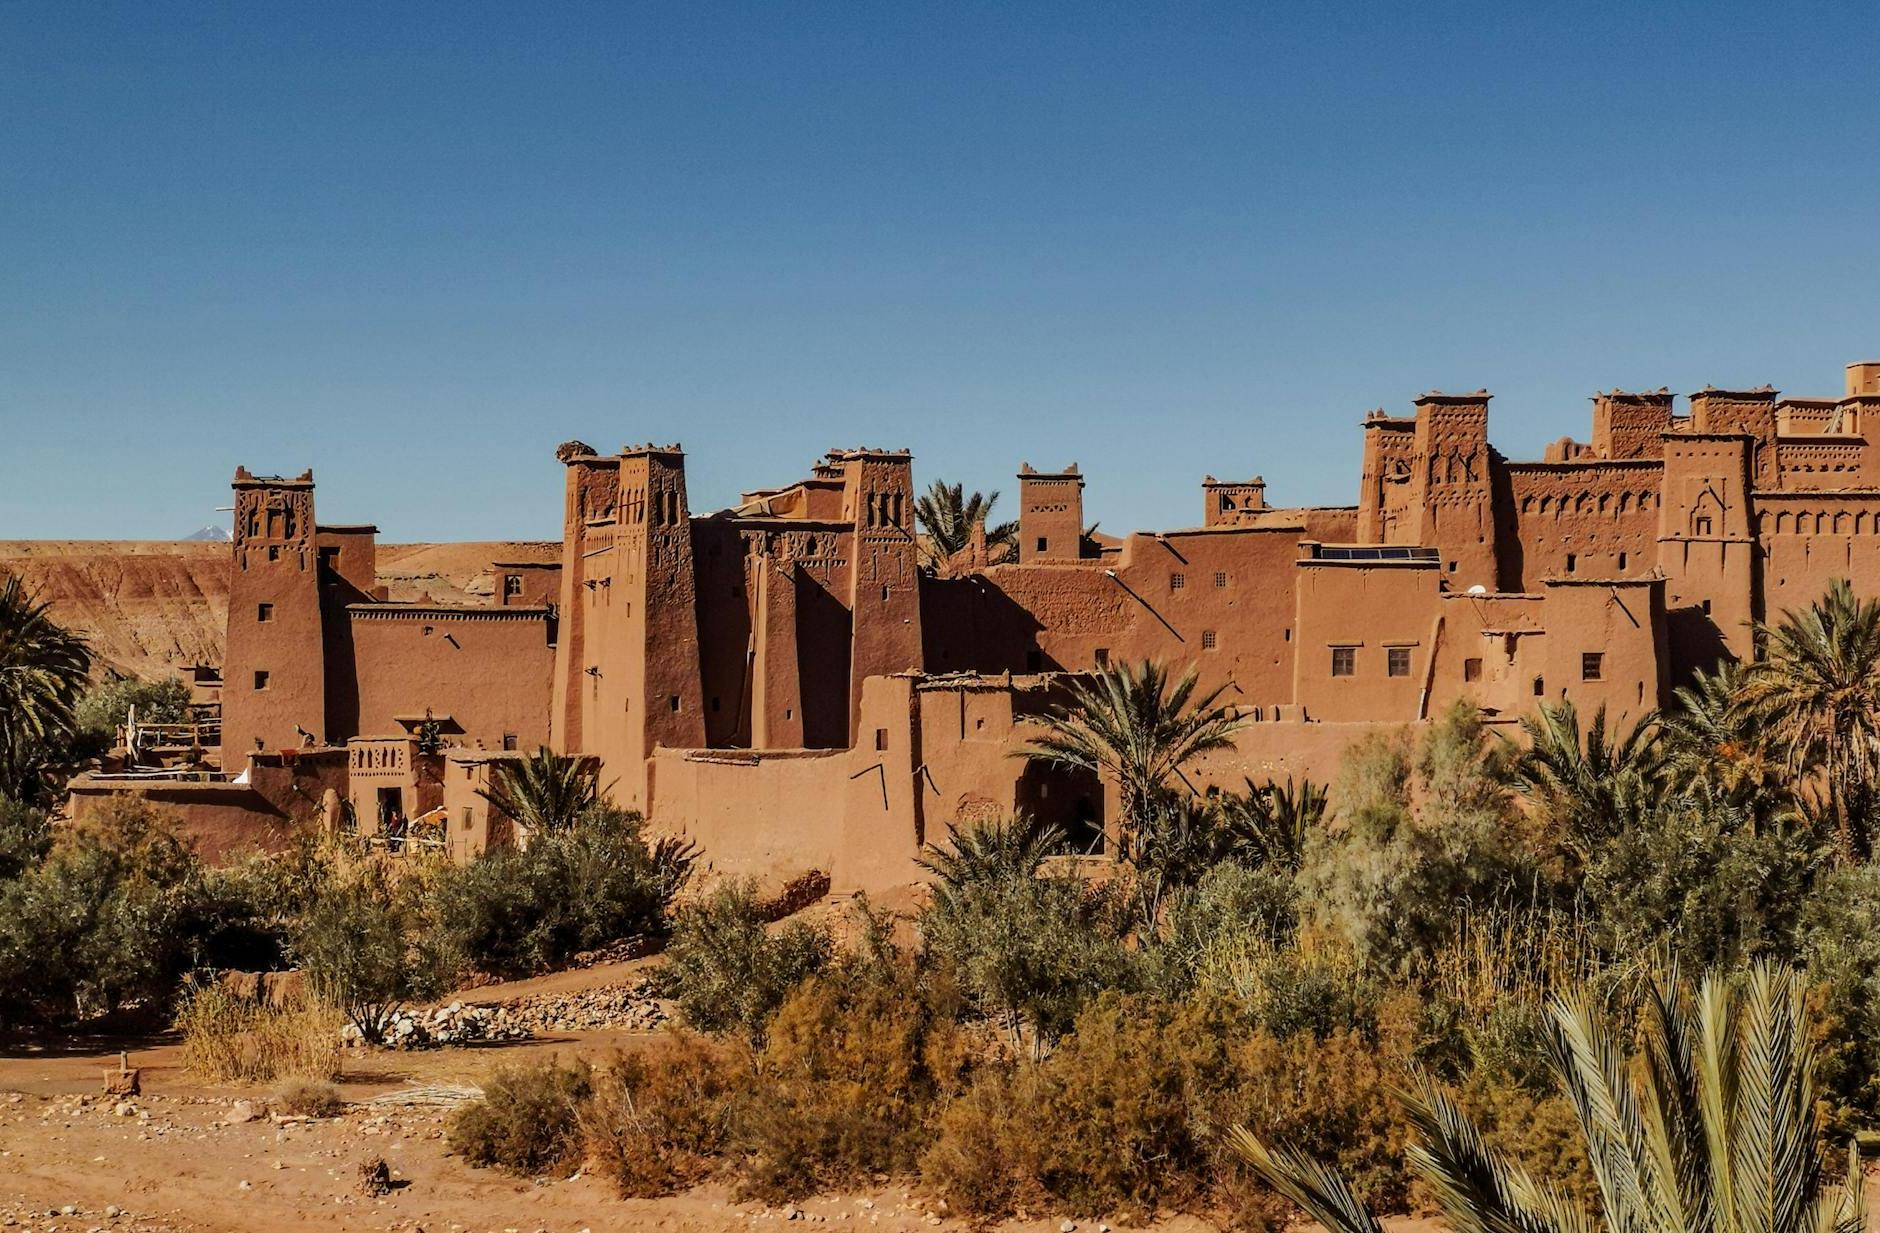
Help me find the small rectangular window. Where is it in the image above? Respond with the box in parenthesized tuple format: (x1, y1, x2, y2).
(1036, 537, 1048, 552)
(874, 728, 888, 751)
(1565, 554, 1576, 574)
(1533, 676, 1546, 696)
(1094, 648, 1110, 667)
(1201, 629, 1218, 650)
(1702, 599, 1713, 615)
(1447, 560, 1457, 573)
(1170, 572, 1186, 590)
(257, 603, 273, 622)
(503, 574, 523, 597)
(669, 696, 680, 712)
(1696, 517, 1714, 537)
(253, 670, 269, 691)
(1214, 571, 1228, 588)
(1617, 552, 1628, 571)
(1331, 647, 1356, 677)
(502, 732, 517, 751)
(1463, 657, 1483, 682)
(1387, 647, 1411, 677)
(1582, 652, 1604, 681)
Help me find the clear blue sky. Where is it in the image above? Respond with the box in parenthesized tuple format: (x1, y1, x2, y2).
(5, 2, 1880, 541)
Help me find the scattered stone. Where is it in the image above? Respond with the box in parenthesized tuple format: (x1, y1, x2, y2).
(1060, 1221, 1077, 1232)
(226, 1100, 263, 1124)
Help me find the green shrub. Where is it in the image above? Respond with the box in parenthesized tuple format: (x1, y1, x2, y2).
(448, 1058, 593, 1175)
(427, 808, 688, 979)
(583, 1036, 744, 1197)
(918, 864, 1136, 1047)
(1799, 859, 1880, 1129)
(0, 795, 49, 881)
(293, 858, 450, 1043)
(1299, 705, 1552, 976)
(664, 882, 832, 1041)
(1582, 792, 1816, 969)
(0, 798, 213, 1024)
(72, 676, 190, 750)
(733, 957, 969, 1203)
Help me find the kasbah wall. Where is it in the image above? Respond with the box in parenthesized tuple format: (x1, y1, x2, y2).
(68, 360, 1880, 892)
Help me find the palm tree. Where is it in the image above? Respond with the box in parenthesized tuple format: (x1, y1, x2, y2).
(0, 575, 91, 802)
(1658, 662, 1786, 805)
(918, 813, 1065, 911)
(914, 481, 1017, 571)
(477, 747, 599, 838)
(1738, 578, 1880, 857)
(1020, 659, 1247, 864)
(1214, 776, 1327, 871)
(1232, 962, 1862, 1233)
(1511, 700, 1663, 858)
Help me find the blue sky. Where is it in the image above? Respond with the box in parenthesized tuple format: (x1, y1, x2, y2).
(5, 2, 1880, 541)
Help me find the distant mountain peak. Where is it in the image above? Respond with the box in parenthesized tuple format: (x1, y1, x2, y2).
(182, 525, 232, 542)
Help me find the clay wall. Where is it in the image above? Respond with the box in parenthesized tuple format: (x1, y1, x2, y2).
(649, 747, 853, 883)
(223, 472, 324, 761)
(1292, 555, 1442, 722)
(1017, 466, 1086, 562)
(1591, 391, 1675, 461)
(1756, 492, 1880, 619)
(343, 605, 553, 750)
(494, 560, 561, 608)
(1425, 592, 1548, 719)
(1537, 578, 1668, 730)
(1501, 461, 1663, 587)
(1357, 418, 1419, 543)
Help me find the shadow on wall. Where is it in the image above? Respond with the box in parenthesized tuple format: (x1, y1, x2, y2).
(919, 575, 1048, 675)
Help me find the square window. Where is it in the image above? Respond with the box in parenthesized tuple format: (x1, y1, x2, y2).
(253, 670, 269, 691)
(1170, 572, 1186, 590)
(1463, 657, 1483, 682)
(1214, 571, 1228, 588)
(257, 603, 273, 622)
(1331, 647, 1356, 677)
(1094, 647, 1110, 667)
(1387, 647, 1412, 677)
(1582, 652, 1604, 681)
(502, 732, 517, 751)
(1201, 629, 1217, 650)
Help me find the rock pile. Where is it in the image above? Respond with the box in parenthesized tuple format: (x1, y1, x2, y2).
(499, 984, 671, 1033)
(340, 1001, 532, 1049)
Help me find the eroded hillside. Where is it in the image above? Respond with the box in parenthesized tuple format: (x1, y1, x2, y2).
(0, 540, 560, 681)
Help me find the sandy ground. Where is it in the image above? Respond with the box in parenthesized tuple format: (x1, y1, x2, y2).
(0, 1024, 1261, 1233)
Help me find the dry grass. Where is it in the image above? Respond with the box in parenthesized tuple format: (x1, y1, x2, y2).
(175, 982, 343, 1084)
(274, 1078, 345, 1117)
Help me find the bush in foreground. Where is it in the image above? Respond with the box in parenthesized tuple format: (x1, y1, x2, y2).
(663, 882, 832, 1041)
(447, 1058, 593, 1175)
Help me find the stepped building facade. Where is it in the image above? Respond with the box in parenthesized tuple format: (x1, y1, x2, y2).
(73, 360, 1880, 887)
